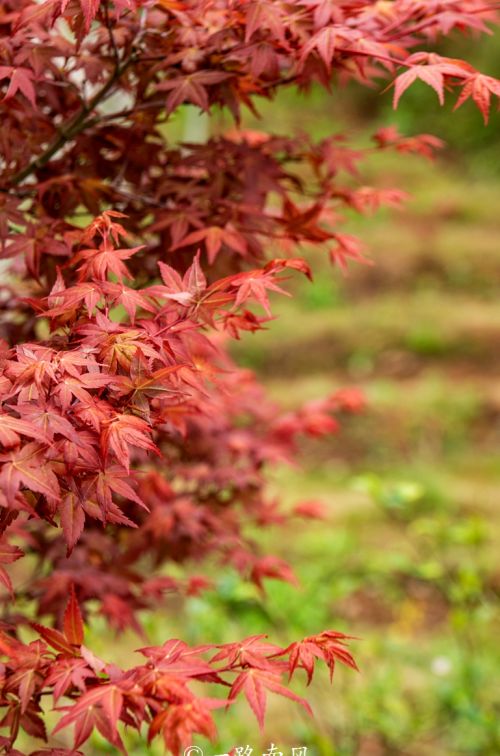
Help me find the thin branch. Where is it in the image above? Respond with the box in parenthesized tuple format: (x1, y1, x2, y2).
(104, 0, 120, 64)
(110, 185, 165, 208)
(8, 54, 136, 188)
(86, 97, 166, 124)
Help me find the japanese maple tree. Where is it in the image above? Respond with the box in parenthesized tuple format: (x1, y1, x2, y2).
(0, 1, 498, 753)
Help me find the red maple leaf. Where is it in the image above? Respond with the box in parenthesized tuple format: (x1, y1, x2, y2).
(454, 72, 500, 124)
(0, 66, 36, 106)
(0, 442, 60, 505)
(392, 58, 469, 107)
(228, 668, 312, 730)
(158, 71, 233, 113)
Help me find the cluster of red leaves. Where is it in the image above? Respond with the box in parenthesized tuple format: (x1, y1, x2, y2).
(0, 587, 357, 755)
(0, 212, 361, 623)
(0, 0, 498, 753)
(0, 204, 363, 750)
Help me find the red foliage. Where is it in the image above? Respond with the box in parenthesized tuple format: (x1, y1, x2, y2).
(0, 1, 497, 752)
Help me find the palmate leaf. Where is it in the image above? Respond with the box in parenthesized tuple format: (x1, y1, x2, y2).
(73, 244, 144, 283)
(454, 71, 500, 123)
(157, 71, 233, 113)
(282, 631, 359, 684)
(0, 442, 60, 504)
(19, 1, 139, 35)
(0, 412, 52, 448)
(0, 66, 36, 106)
(148, 698, 222, 755)
(44, 657, 93, 703)
(53, 692, 125, 752)
(100, 414, 160, 471)
(170, 225, 247, 264)
(228, 668, 313, 730)
(392, 56, 470, 108)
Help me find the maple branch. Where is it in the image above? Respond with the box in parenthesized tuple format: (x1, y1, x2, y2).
(8, 54, 136, 188)
(88, 97, 166, 123)
(384, 4, 500, 40)
(105, 0, 121, 64)
(110, 185, 165, 208)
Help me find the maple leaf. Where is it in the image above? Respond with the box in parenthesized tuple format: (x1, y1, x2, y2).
(110, 361, 185, 416)
(454, 72, 500, 124)
(148, 697, 224, 755)
(139, 638, 216, 677)
(282, 631, 358, 684)
(14, 0, 61, 30)
(91, 466, 146, 510)
(73, 242, 144, 283)
(392, 59, 468, 108)
(44, 657, 93, 703)
(42, 281, 104, 319)
(16, 403, 79, 443)
(244, 0, 287, 43)
(52, 371, 110, 412)
(228, 269, 291, 317)
(101, 414, 159, 471)
(300, 25, 356, 68)
(171, 225, 247, 264)
(149, 253, 208, 307)
(3, 639, 50, 713)
(0, 412, 52, 448)
(292, 499, 328, 519)
(0, 66, 36, 106)
(74, 0, 101, 32)
(210, 635, 284, 671)
(158, 71, 233, 113)
(250, 555, 299, 592)
(100, 281, 156, 323)
(53, 685, 125, 750)
(373, 127, 444, 160)
(329, 233, 371, 273)
(0, 442, 60, 504)
(228, 668, 313, 730)
(81, 210, 129, 245)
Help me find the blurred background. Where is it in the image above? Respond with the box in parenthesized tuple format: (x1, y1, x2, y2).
(91, 31, 500, 756)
